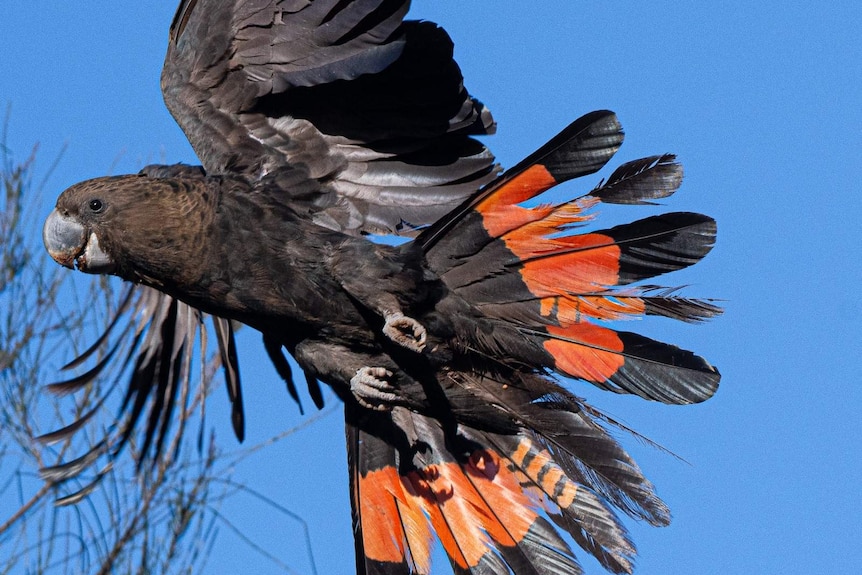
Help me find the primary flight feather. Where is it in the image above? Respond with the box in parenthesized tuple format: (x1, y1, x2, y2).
(42, 1, 720, 573)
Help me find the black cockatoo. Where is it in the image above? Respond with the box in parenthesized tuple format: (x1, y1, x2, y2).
(42, 1, 720, 573)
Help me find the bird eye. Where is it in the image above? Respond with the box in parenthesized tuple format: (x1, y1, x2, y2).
(88, 199, 104, 213)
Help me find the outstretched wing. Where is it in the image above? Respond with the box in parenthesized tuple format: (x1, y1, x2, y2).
(163, 0, 498, 235)
(44, 1, 500, 480)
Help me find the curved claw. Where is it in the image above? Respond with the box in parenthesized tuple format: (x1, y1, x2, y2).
(350, 366, 398, 411)
(382, 312, 427, 353)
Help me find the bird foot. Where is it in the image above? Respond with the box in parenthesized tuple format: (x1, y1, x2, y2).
(350, 366, 399, 411)
(382, 312, 426, 353)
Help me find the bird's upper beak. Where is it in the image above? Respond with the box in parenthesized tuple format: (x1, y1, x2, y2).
(43, 209, 84, 269)
(43, 209, 115, 273)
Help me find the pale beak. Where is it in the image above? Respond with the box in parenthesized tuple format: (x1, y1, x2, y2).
(43, 209, 85, 269)
(43, 209, 116, 273)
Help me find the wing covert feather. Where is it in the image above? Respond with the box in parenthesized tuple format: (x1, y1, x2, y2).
(163, 0, 498, 235)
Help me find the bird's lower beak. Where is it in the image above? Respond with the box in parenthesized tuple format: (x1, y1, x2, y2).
(43, 209, 116, 274)
(43, 209, 85, 269)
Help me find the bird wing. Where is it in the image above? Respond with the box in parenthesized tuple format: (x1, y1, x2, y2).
(163, 0, 498, 235)
(42, 0, 499, 482)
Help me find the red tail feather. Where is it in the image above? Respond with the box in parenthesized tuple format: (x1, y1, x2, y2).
(424, 111, 720, 406)
(351, 111, 718, 573)
(350, 407, 592, 575)
(544, 322, 626, 384)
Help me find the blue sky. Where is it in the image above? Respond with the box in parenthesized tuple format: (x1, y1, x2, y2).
(3, 2, 861, 574)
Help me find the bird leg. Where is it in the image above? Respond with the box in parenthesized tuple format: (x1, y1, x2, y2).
(382, 311, 426, 353)
(326, 240, 427, 354)
(350, 366, 400, 411)
(294, 338, 423, 411)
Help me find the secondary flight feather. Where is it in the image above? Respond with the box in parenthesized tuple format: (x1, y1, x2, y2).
(42, 1, 720, 573)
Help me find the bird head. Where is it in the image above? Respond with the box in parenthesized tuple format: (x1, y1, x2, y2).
(43, 175, 128, 274)
(43, 171, 214, 286)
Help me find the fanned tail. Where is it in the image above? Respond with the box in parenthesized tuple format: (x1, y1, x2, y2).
(421, 110, 720, 406)
(348, 391, 666, 575)
(368, 110, 720, 571)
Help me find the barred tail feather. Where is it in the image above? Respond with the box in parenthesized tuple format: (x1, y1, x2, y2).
(348, 394, 669, 574)
(348, 407, 434, 575)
